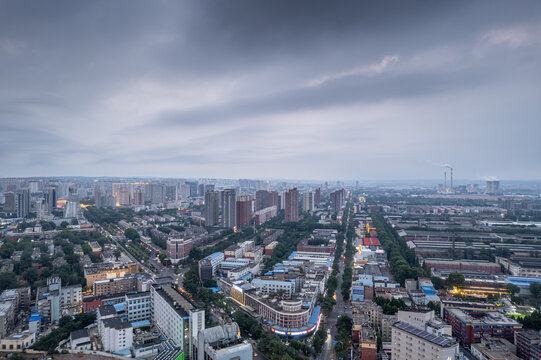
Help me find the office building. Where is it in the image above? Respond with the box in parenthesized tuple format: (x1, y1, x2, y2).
(16, 188, 30, 218)
(221, 189, 236, 228)
(43, 186, 57, 215)
(205, 191, 220, 226)
(194, 322, 253, 360)
(392, 322, 458, 360)
(236, 195, 253, 227)
(125, 292, 151, 323)
(151, 285, 205, 359)
(166, 238, 193, 264)
(284, 188, 299, 222)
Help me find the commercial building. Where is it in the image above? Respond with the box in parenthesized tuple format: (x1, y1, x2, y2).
(235, 195, 253, 227)
(444, 309, 522, 345)
(93, 272, 153, 296)
(205, 191, 220, 226)
(151, 285, 205, 358)
(220, 280, 320, 338)
(84, 262, 139, 287)
(221, 189, 237, 228)
(166, 238, 193, 264)
(194, 322, 253, 360)
(284, 188, 299, 222)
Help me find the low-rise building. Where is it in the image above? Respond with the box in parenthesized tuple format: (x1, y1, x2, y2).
(101, 317, 133, 353)
(471, 337, 519, 360)
(445, 309, 522, 345)
(0, 332, 36, 352)
(515, 329, 541, 360)
(125, 292, 151, 324)
(70, 328, 91, 350)
(392, 322, 458, 360)
(194, 322, 252, 360)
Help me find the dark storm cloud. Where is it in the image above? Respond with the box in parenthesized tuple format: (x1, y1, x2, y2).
(0, 0, 540, 179)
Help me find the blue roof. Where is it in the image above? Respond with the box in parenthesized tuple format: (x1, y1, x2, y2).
(209, 287, 221, 293)
(114, 303, 125, 311)
(208, 252, 224, 260)
(29, 316, 41, 322)
(240, 273, 251, 280)
(131, 320, 151, 328)
(288, 251, 298, 259)
(113, 349, 132, 356)
(309, 306, 321, 324)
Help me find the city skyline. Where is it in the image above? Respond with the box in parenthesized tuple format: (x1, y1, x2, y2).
(1, 1, 541, 180)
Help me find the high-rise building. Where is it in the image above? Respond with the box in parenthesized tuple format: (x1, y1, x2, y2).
(16, 189, 30, 218)
(151, 285, 205, 359)
(150, 183, 165, 204)
(221, 189, 236, 228)
(255, 190, 279, 212)
(165, 185, 177, 202)
(43, 186, 57, 215)
(4, 192, 16, 213)
(302, 191, 315, 212)
(186, 181, 198, 198)
(486, 180, 501, 194)
(284, 188, 299, 222)
(236, 195, 253, 227)
(330, 189, 346, 213)
(315, 188, 321, 206)
(205, 191, 220, 226)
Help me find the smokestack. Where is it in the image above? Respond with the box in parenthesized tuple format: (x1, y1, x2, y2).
(444, 171, 447, 192)
(450, 167, 453, 192)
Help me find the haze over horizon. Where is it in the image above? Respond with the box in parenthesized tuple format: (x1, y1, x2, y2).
(1, 1, 540, 180)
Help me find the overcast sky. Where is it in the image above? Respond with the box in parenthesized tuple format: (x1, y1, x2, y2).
(1, 1, 540, 181)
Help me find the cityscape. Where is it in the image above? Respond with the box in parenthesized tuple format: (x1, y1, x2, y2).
(1, 2, 541, 360)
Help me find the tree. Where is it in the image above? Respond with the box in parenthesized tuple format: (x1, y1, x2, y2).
(0, 272, 17, 291)
(59, 221, 69, 229)
(446, 272, 465, 289)
(506, 283, 521, 296)
(114, 248, 122, 261)
(530, 282, 541, 299)
(23, 268, 38, 284)
(124, 228, 140, 241)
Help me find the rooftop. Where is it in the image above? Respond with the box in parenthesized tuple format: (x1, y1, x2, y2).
(393, 322, 456, 348)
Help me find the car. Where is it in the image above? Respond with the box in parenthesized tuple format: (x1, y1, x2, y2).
(327, 329, 331, 334)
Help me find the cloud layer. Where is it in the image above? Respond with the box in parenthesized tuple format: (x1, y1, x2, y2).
(1, 1, 540, 180)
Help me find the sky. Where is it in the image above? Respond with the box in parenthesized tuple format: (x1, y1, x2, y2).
(1, 1, 540, 181)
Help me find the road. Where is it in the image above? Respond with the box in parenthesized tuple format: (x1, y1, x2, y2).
(319, 206, 353, 360)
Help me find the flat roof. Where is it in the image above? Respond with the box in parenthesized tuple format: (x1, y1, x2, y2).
(394, 322, 455, 347)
